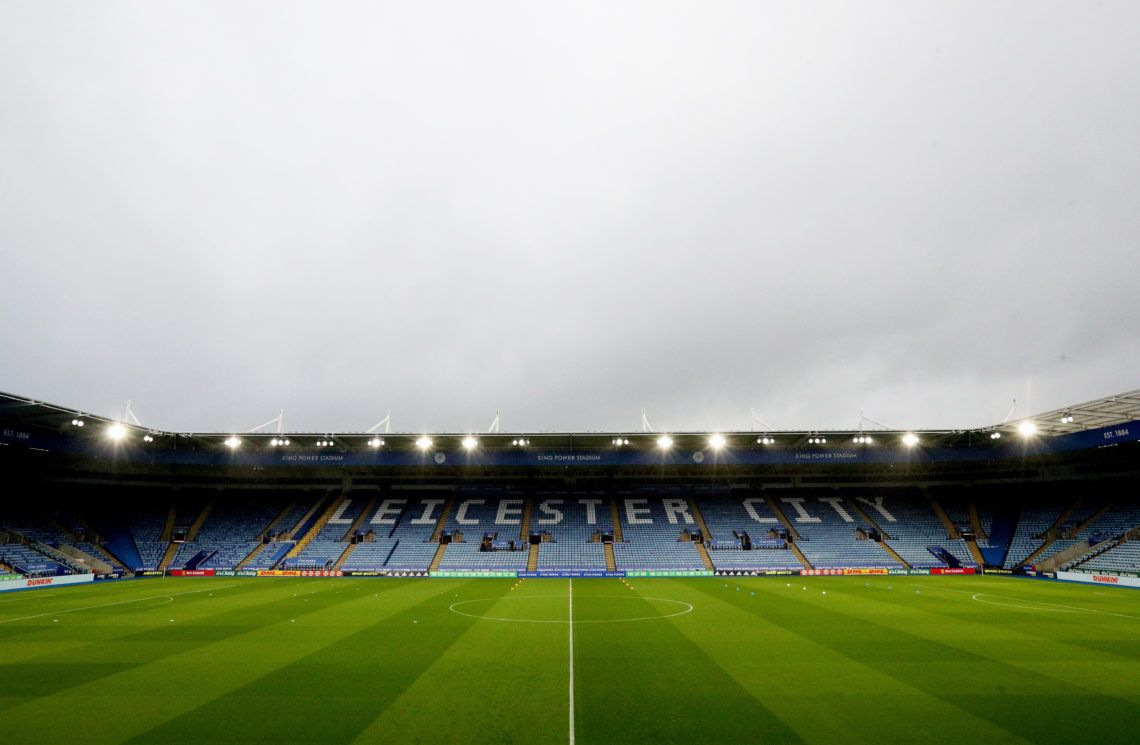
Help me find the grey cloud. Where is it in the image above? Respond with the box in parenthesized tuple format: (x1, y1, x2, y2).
(1, 1, 1137, 433)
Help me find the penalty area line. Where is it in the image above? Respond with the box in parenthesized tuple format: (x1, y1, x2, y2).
(0, 584, 238, 624)
(913, 583, 1140, 620)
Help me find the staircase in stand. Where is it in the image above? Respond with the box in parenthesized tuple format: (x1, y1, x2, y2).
(849, 500, 892, 540)
(787, 541, 812, 570)
(430, 499, 456, 543)
(604, 542, 616, 571)
(286, 495, 327, 540)
(429, 543, 448, 572)
(1020, 500, 1079, 567)
(519, 498, 533, 540)
(766, 496, 811, 569)
(968, 503, 989, 541)
(186, 496, 218, 541)
(609, 499, 624, 542)
(160, 502, 177, 542)
(687, 499, 713, 542)
(527, 542, 539, 571)
(333, 543, 357, 571)
(876, 539, 911, 569)
(693, 541, 714, 571)
(965, 538, 986, 567)
(1068, 503, 1112, 538)
(237, 542, 268, 570)
(64, 515, 130, 574)
(766, 496, 803, 541)
(342, 497, 378, 541)
(284, 494, 347, 560)
(929, 497, 960, 539)
(158, 541, 181, 571)
(237, 498, 300, 569)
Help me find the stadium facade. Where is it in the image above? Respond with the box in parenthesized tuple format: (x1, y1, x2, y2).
(2, 389, 1139, 590)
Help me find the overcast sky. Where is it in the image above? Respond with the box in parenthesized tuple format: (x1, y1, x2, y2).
(2, 1, 1138, 434)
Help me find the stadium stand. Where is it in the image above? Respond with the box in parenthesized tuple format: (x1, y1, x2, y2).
(613, 494, 706, 571)
(377, 496, 451, 571)
(695, 495, 801, 571)
(4, 483, 1140, 578)
(768, 491, 903, 569)
(850, 490, 976, 568)
(436, 495, 530, 571)
(533, 493, 612, 571)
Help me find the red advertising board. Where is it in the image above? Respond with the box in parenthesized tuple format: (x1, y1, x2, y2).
(929, 567, 976, 575)
(169, 569, 216, 577)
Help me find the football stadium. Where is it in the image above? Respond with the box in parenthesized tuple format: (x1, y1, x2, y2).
(5, 3, 1140, 744)
(2, 389, 1139, 744)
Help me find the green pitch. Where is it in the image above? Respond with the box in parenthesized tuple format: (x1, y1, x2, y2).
(1, 575, 1138, 744)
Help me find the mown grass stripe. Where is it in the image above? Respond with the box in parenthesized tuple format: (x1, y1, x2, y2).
(677, 578, 1036, 745)
(687, 578, 1140, 745)
(347, 579, 564, 745)
(124, 579, 490, 744)
(0, 578, 463, 744)
(573, 578, 807, 745)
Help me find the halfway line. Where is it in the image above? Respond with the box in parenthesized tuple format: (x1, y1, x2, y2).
(568, 578, 575, 745)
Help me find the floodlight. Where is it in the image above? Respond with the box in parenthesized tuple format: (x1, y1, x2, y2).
(416, 435, 433, 450)
(1017, 420, 1037, 437)
(1060, 413, 1074, 424)
(901, 432, 919, 447)
(143, 434, 154, 443)
(757, 437, 775, 445)
(106, 423, 127, 442)
(462, 436, 478, 451)
(990, 432, 1001, 440)
(224, 436, 240, 449)
(512, 438, 530, 447)
(708, 434, 726, 449)
(657, 435, 674, 449)
(368, 438, 384, 448)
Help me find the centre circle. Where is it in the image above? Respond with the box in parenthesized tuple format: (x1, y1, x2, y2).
(448, 594, 694, 624)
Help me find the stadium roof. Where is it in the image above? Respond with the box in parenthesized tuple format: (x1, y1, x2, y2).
(993, 389, 1140, 436)
(2, 388, 1139, 450)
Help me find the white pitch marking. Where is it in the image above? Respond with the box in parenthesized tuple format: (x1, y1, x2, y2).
(568, 579, 575, 745)
(0, 584, 236, 624)
(913, 584, 1140, 620)
(0, 593, 59, 603)
(447, 595, 694, 624)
